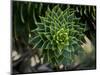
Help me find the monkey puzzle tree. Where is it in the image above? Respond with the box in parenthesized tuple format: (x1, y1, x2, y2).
(29, 5, 86, 67)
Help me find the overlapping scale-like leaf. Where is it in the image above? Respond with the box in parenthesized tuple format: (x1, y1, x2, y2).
(30, 5, 86, 65)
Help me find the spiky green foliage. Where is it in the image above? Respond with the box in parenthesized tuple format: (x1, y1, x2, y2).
(13, 2, 43, 42)
(76, 6, 96, 21)
(30, 5, 86, 65)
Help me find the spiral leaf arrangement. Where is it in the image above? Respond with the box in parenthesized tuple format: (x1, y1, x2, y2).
(30, 5, 86, 66)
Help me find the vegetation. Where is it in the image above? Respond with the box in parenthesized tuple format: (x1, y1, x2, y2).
(12, 1, 96, 74)
(29, 5, 86, 67)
